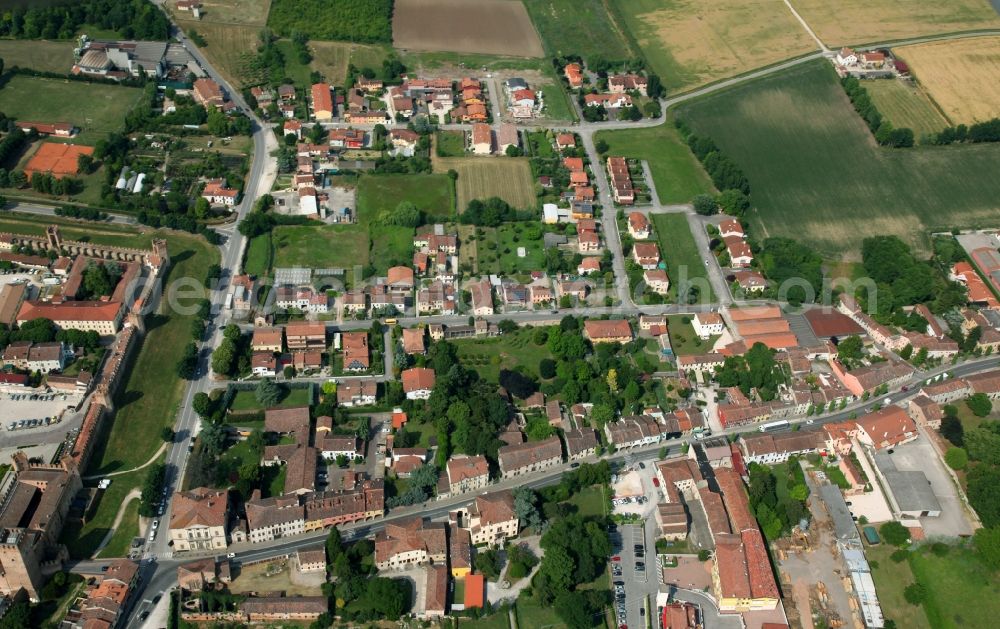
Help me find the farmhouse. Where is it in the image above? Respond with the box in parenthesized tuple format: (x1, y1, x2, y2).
(202, 179, 239, 206)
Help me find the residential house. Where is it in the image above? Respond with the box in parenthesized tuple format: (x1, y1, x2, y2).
(311, 83, 333, 121)
(693, 312, 725, 339)
(628, 212, 651, 239)
(341, 331, 370, 371)
(469, 280, 494, 316)
(578, 257, 601, 275)
(446, 455, 490, 495)
(644, 269, 670, 295)
(563, 428, 598, 460)
(583, 93, 632, 108)
(498, 436, 562, 478)
(739, 431, 825, 465)
(564, 63, 583, 88)
(450, 490, 519, 546)
(402, 367, 436, 400)
(633, 242, 660, 269)
(471, 123, 492, 155)
(402, 327, 426, 355)
(192, 78, 224, 108)
(608, 73, 648, 95)
(718, 219, 745, 239)
(584, 319, 632, 343)
(286, 321, 326, 351)
(374, 518, 447, 571)
(252, 327, 283, 353)
(202, 178, 239, 206)
(251, 352, 277, 377)
(496, 124, 519, 153)
(724, 237, 753, 268)
(337, 378, 377, 407)
(855, 406, 918, 450)
(907, 395, 943, 429)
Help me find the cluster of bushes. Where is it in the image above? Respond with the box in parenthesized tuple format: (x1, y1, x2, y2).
(748, 457, 810, 540)
(211, 324, 252, 378)
(460, 197, 534, 226)
(54, 205, 108, 221)
(267, 0, 394, 43)
(138, 463, 166, 517)
(676, 121, 750, 197)
(0, 127, 26, 165)
(325, 527, 411, 621)
(859, 235, 966, 319)
(841, 77, 914, 148)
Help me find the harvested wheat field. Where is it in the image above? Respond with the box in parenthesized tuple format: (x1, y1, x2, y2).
(791, 0, 1000, 48)
(393, 0, 544, 57)
(435, 157, 536, 211)
(613, 0, 817, 93)
(894, 36, 1000, 123)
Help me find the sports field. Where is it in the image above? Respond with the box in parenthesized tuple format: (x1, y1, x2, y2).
(594, 123, 715, 204)
(612, 0, 817, 93)
(433, 157, 535, 211)
(894, 36, 1000, 124)
(0, 40, 74, 73)
(864, 79, 949, 137)
(791, 0, 1000, 47)
(523, 0, 637, 62)
(0, 75, 142, 145)
(394, 0, 544, 57)
(676, 60, 1000, 257)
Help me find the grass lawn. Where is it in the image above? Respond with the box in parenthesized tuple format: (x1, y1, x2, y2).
(436, 130, 466, 157)
(595, 122, 715, 204)
(60, 469, 148, 559)
(676, 60, 1000, 258)
(357, 173, 455, 221)
(526, 131, 557, 158)
(0, 40, 75, 73)
(455, 327, 553, 381)
(866, 543, 931, 629)
(470, 224, 547, 276)
(274, 39, 314, 87)
(458, 611, 510, 628)
(272, 223, 369, 272)
(864, 79, 949, 138)
(908, 543, 1000, 629)
(310, 41, 389, 84)
(433, 157, 535, 212)
(0, 75, 143, 145)
(86, 230, 219, 477)
(96, 497, 140, 559)
(515, 593, 566, 629)
(540, 81, 577, 122)
(567, 485, 608, 518)
(651, 213, 715, 303)
(522, 0, 636, 63)
(243, 231, 272, 276)
(230, 386, 312, 412)
(666, 315, 717, 355)
(263, 464, 287, 498)
(369, 223, 415, 274)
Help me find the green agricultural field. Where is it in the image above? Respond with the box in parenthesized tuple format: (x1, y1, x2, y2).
(523, 0, 636, 63)
(0, 75, 142, 145)
(369, 223, 415, 275)
(865, 79, 949, 139)
(595, 123, 715, 204)
(357, 173, 454, 221)
(676, 61, 1000, 258)
(0, 40, 75, 73)
(272, 223, 369, 272)
(310, 41, 389, 84)
(651, 213, 715, 303)
(455, 327, 555, 382)
(243, 232, 272, 276)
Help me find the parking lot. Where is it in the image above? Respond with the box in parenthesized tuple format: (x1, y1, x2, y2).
(886, 434, 975, 537)
(1, 391, 83, 445)
(610, 522, 650, 629)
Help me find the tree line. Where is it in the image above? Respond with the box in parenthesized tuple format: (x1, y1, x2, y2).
(841, 77, 914, 148)
(675, 120, 750, 199)
(0, 0, 169, 40)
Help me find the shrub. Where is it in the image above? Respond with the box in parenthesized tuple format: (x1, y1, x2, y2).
(944, 447, 968, 470)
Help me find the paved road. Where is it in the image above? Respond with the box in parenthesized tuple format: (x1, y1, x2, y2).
(7, 202, 136, 225)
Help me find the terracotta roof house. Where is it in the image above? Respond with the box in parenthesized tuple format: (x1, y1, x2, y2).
(341, 331, 370, 371)
(249, 327, 281, 356)
(402, 327, 426, 355)
(374, 518, 447, 570)
(264, 406, 310, 437)
(402, 367, 436, 399)
(311, 82, 333, 120)
(633, 242, 660, 269)
(445, 455, 490, 495)
(387, 266, 415, 292)
(855, 406, 918, 450)
(584, 319, 633, 343)
(169, 487, 230, 552)
(564, 63, 583, 88)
